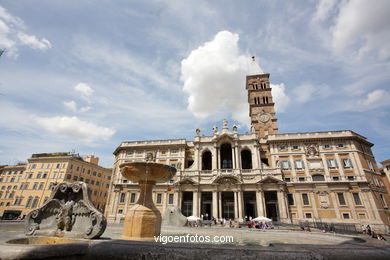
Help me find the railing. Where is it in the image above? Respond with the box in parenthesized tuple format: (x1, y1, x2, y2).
(285, 175, 367, 183)
(299, 220, 358, 234)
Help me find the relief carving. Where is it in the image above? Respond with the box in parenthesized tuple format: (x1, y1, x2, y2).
(25, 182, 106, 239)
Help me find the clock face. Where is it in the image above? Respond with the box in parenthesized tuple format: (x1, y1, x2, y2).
(258, 113, 270, 123)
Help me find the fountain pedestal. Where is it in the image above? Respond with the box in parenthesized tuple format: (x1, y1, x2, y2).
(120, 162, 176, 240)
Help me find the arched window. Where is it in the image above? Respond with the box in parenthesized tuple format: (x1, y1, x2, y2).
(220, 143, 233, 169)
(241, 150, 252, 169)
(202, 151, 212, 170)
(312, 174, 325, 181)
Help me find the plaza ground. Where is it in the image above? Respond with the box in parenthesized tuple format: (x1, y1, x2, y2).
(1, 221, 390, 259)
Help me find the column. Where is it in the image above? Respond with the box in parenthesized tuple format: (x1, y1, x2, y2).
(295, 192, 304, 219)
(162, 190, 167, 212)
(218, 192, 222, 219)
(330, 192, 341, 219)
(212, 144, 218, 170)
(173, 190, 179, 207)
(123, 191, 130, 214)
(232, 146, 236, 170)
(234, 191, 238, 219)
(237, 191, 243, 220)
(335, 153, 345, 177)
(112, 190, 120, 222)
(277, 190, 288, 221)
(256, 190, 265, 217)
(234, 145, 240, 169)
(212, 190, 218, 218)
(192, 190, 199, 217)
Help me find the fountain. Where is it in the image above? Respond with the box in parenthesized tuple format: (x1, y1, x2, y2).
(119, 153, 176, 240)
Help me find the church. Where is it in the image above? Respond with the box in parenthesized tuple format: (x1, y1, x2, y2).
(105, 72, 390, 233)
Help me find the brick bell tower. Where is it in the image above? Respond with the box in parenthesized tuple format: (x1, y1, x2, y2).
(246, 67, 278, 138)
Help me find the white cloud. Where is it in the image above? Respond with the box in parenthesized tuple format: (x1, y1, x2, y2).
(181, 30, 287, 125)
(33, 116, 115, 144)
(17, 32, 51, 50)
(292, 83, 332, 104)
(359, 89, 390, 107)
(312, 0, 338, 22)
(63, 100, 77, 112)
(271, 83, 290, 112)
(314, 0, 390, 60)
(80, 106, 91, 112)
(74, 83, 94, 103)
(0, 5, 51, 56)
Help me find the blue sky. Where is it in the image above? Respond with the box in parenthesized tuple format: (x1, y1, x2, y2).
(0, 0, 389, 168)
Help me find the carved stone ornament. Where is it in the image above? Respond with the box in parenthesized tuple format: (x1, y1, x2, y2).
(305, 144, 320, 157)
(25, 182, 106, 239)
(316, 190, 329, 209)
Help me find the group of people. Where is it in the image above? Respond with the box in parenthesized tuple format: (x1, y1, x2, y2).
(362, 225, 386, 240)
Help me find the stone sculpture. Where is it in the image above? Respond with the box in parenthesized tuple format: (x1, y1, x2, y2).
(162, 206, 187, 227)
(25, 182, 106, 239)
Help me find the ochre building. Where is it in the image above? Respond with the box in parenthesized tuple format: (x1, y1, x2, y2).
(106, 73, 390, 233)
(0, 153, 112, 219)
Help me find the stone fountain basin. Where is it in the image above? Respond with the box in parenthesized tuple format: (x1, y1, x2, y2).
(6, 236, 86, 245)
(120, 162, 176, 182)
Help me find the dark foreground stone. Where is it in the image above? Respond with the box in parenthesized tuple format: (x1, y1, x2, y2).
(1, 238, 390, 260)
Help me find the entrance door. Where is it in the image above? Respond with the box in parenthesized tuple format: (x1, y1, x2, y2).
(264, 191, 279, 221)
(201, 192, 212, 220)
(244, 191, 256, 219)
(222, 192, 234, 220)
(181, 192, 193, 217)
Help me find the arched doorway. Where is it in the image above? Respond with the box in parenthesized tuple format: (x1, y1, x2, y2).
(202, 151, 212, 170)
(220, 143, 233, 169)
(241, 149, 252, 169)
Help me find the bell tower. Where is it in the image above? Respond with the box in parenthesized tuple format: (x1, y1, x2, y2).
(246, 73, 278, 138)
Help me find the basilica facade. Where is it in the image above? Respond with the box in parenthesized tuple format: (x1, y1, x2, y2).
(105, 73, 390, 232)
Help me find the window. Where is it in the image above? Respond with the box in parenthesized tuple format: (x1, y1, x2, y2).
(347, 176, 355, 181)
(302, 193, 310, 205)
(85, 179, 90, 184)
(56, 163, 60, 169)
(119, 193, 126, 203)
(168, 194, 174, 204)
(82, 168, 85, 173)
(93, 171, 96, 176)
(299, 177, 305, 182)
(48, 182, 54, 190)
(287, 193, 294, 205)
(156, 193, 162, 204)
(280, 161, 290, 169)
(73, 176, 78, 181)
(160, 150, 167, 156)
(94, 190, 97, 196)
(332, 176, 339, 181)
(312, 174, 325, 181)
(292, 145, 300, 150)
(76, 166, 80, 171)
(279, 145, 287, 151)
(326, 159, 338, 168)
(43, 196, 49, 203)
(337, 193, 346, 205)
(28, 174, 33, 179)
(336, 144, 345, 148)
(367, 160, 375, 171)
(70, 164, 73, 169)
(353, 193, 362, 205)
(32, 197, 39, 208)
(91, 180, 95, 185)
(38, 183, 44, 190)
(79, 177, 84, 181)
(171, 149, 178, 154)
(294, 160, 304, 169)
(130, 193, 136, 203)
(96, 181, 100, 186)
(342, 159, 353, 168)
(62, 163, 66, 168)
(284, 177, 291, 182)
(118, 209, 123, 214)
(342, 213, 350, 219)
(87, 170, 91, 175)
(32, 182, 38, 190)
(380, 194, 388, 208)
(127, 151, 134, 156)
(98, 173, 101, 177)
(26, 196, 33, 208)
(42, 173, 47, 178)
(66, 174, 71, 180)
(252, 82, 258, 90)
(305, 213, 312, 218)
